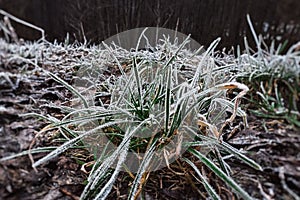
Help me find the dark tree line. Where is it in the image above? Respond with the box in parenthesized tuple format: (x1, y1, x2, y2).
(0, 0, 299, 50)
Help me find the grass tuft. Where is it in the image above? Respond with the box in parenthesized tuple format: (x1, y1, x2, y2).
(1, 13, 299, 199)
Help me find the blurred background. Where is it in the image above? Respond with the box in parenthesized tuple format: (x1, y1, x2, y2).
(0, 0, 299, 50)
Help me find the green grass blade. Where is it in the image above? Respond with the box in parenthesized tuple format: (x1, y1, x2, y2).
(184, 126, 263, 171)
(81, 119, 152, 199)
(94, 140, 129, 200)
(128, 140, 157, 200)
(165, 66, 172, 134)
(182, 158, 221, 200)
(132, 57, 143, 113)
(216, 141, 263, 171)
(47, 71, 89, 108)
(33, 120, 131, 168)
(190, 37, 221, 88)
(188, 148, 253, 200)
(0, 147, 57, 162)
